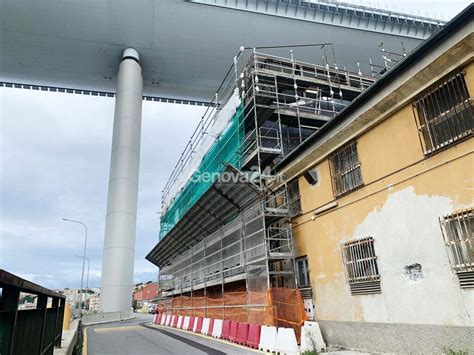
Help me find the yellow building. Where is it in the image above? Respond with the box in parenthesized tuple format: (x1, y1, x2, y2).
(275, 6, 473, 353)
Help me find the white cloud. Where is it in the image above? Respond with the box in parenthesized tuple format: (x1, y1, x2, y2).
(0, 88, 204, 288)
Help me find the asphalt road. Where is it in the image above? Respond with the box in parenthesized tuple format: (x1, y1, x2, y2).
(84, 314, 259, 355)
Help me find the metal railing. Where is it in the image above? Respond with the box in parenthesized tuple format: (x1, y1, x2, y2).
(0, 270, 65, 355)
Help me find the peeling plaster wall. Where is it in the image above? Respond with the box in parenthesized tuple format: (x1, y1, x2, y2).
(354, 186, 472, 326)
(291, 68, 474, 326)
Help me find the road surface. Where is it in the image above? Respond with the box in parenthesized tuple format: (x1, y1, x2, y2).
(84, 314, 259, 355)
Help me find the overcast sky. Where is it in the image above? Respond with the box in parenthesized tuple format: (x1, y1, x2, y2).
(0, 1, 470, 290)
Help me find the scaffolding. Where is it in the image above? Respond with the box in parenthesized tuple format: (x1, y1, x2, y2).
(147, 47, 376, 337)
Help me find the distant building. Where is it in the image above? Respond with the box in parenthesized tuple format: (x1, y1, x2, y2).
(133, 282, 159, 309)
(88, 293, 101, 312)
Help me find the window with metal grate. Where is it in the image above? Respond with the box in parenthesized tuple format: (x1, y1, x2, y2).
(413, 70, 473, 156)
(296, 256, 310, 288)
(287, 179, 302, 217)
(341, 236, 381, 295)
(329, 141, 363, 197)
(439, 207, 474, 289)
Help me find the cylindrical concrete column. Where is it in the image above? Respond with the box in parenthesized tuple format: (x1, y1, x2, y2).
(100, 48, 143, 314)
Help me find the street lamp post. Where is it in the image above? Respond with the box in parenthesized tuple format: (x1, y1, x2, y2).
(74, 255, 90, 306)
(62, 218, 88, 316)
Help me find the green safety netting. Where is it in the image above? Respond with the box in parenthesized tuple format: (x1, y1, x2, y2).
(159, 104, 244, 240)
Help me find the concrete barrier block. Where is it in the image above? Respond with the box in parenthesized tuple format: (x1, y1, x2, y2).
(201, 318, 210, 335)
(183, 316, 190, 330)
(276, 327, 299, 355)
(247, 324, 261, 349)
(301, 321, 326, 352)
(259, 325, 277, 353)
(160, 314, 166, 325)
(177, 315, 183, 329)
(171, 315, 178, 328)
(165, 314, 171, 326)
(212, 319, 223, 338)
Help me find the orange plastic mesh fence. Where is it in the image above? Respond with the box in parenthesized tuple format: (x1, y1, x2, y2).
(271, 287, 307, 340)
(163, 287, 306, 340)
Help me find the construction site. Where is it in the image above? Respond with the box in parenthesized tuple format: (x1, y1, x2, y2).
(146, 46, 376, 337)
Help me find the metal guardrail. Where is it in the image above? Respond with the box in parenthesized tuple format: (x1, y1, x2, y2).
(0, 269, 66, 355)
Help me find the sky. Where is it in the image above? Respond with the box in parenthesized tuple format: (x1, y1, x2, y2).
(0, 0, 470, 290)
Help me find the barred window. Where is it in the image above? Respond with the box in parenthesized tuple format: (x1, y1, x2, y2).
(329, 141, 363, 197)
(439, 208, 474, 289)
(413, 71, 473, 155)
(287, 180, 302, 217)
(341, 237, 381, 295)
(296, 256, 310, 287)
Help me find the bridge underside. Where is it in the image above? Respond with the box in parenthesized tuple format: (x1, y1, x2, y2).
(1, 0, 442, 102)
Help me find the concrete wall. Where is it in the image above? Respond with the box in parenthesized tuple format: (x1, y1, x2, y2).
(290, 56, 473, 351)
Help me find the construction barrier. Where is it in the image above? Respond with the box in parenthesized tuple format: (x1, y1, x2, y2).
(183, 316, 190, 330)
(259, 325, 277, 353)
(221, 320, 231, 340)
(236, 322, 249, 345)
(247, 324, 261, 349)
(275, 327, 299, 355)
(187, 316, 195, 331)
(208, 318, 215, 336)
(167, 287, 306, 341)
(150, 313, 326, 354)
(194, 317, 203, 333)
(301, 321, 326, 352)
(212, 319, 223, 338)
(201, 318, 210, 335)
(229, 321, 238, 342)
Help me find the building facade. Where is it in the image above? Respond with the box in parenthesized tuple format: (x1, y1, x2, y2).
(147, 5, 473, 352)
(133, 282, 160, 308)
(275, 6, 473, 353)
(88, 294, 101, 312)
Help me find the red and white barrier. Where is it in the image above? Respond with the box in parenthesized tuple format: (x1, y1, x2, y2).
(259, 325, 277, 353)
(229, 321, 238, 342)
(247, 324, 261, 349)
(201, 318, 210, 335)
(275, 327, 299, 355)
(155, 314, 162, 325)
(208, 318, 215, 336)
(194, 317, 203, 333)
(301, 321, 326, 352)
(236, 322, 249, 345)
(221, 320, 231, 340)
(182, 316, 190, 330)
(211, 319, 223, 338)
(151, 314, 316, 354)
(187, 316, 195, 331)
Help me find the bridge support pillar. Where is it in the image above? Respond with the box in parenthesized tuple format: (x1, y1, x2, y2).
(100, 48, 143, 314)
